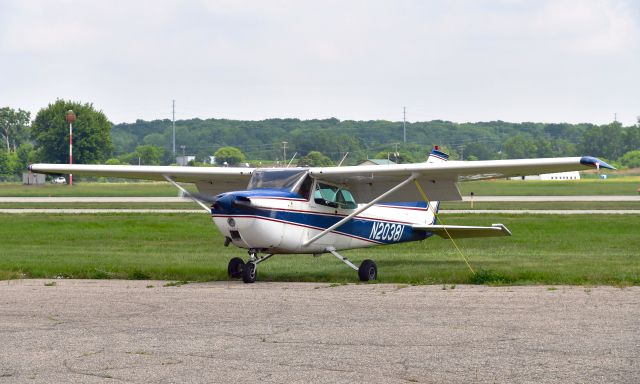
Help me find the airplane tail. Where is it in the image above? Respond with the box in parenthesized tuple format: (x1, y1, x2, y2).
(421, 146, 449, 223)
(426, 145, 449, 164)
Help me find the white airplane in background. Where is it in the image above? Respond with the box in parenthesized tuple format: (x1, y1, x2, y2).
(30, 148, 614, 283)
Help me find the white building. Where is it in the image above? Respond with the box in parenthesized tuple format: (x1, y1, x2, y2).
(176, 155, 196, 166)
(510, 171, 581, 181)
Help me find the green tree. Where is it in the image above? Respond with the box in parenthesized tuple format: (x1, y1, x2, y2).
(14, 143, 37, 174)
(462, 142, 494, 160)
(214, 146, 245, 166)
(31, 100, 112, 164)
(297, 151, 334, 167)
(504, 134, 538, 158)
(0, 149, 10, 177)
(135, 145, 163, 165)
(618, 150, 640, 169)
(579, 122, 625, 159)
(0, 107, 31, 152)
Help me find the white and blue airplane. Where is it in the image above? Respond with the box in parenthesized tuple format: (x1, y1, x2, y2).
(30, 148, 613, 283)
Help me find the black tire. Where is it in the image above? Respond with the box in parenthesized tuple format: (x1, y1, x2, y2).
(227, 257, 244, 278)
(358, 259, 377, 282)
(242, 262, 257, 284)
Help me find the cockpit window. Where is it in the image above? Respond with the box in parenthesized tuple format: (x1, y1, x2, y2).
(248, 170, 307, 190)
(313, 182, 357, 209)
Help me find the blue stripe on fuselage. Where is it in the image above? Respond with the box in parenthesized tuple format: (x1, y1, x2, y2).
(213, 201, 428, 244)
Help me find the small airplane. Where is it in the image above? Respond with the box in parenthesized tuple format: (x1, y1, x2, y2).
(29, 147, 614, 283)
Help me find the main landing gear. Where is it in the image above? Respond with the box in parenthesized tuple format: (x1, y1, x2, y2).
(227, 250, 273, 284)
(227, 248, 378, 284)
(327, 247, 377, 282)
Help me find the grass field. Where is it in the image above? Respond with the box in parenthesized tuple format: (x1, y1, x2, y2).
(457, 178, 640, 196)
(1, 213, 638, 285)
(1, 177, 639, 197)
(0, 182, 195, 197)
(439, 201, 640, 210)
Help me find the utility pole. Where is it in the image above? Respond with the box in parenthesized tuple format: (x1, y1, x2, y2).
(403, 106, 406, 144)
(172, 100, 176, 156)
(65, 110, 76, 186)
(282, 142, 288, 166)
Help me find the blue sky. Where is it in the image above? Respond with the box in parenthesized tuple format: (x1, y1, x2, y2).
(1, 0, 639, 125)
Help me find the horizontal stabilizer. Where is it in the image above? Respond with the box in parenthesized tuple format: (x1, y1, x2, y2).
(413, 223, 512, 238)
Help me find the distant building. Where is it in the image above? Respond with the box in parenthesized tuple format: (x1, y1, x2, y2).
(176, 155, 196, 166)
(510, 171, 581, 181)
(358, 159, 397, 166)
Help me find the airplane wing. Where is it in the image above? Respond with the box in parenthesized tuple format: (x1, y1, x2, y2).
(28, 164, 254, 196)
(30, 156, 612, 202)
(308, 156, 613, 202)
(413, 223, 512, 238)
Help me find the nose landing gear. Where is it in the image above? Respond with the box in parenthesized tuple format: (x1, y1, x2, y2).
(227, 250, 274, 284)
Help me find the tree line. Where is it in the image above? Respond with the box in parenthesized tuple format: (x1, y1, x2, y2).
(2, 99, 640, 180)
(111, 116, 640, 168)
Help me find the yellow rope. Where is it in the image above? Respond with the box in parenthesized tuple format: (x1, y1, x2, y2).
(414, 180, 476, 275)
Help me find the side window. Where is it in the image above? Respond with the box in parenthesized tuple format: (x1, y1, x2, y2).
(314, 183, 357, 209)
(336, 189, 357, 209)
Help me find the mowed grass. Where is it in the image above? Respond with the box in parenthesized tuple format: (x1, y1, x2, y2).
(458, 178, 640, 196)
(1, 213, 638, 285)
(439, 201, 640, 210)
(0, 182, 195, 197)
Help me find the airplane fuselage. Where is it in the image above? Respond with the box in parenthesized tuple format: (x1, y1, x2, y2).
(211, 189, 438, 254)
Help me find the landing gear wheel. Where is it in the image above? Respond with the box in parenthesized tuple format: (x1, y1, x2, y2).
(227, 257, 245, 278)
(242, 262, 257, 284)
(358, 259, 377, 282)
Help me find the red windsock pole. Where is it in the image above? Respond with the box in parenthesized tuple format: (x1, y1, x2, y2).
(65, 110, 76, 186)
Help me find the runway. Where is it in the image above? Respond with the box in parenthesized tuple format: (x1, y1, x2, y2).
(0, 280, 637, 383)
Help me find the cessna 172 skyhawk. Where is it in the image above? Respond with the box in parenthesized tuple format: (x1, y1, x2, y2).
(29, 148, 613, 283)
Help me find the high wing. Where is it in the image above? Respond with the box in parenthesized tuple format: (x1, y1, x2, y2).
(308, 156, 613, 202)
(29, 155, 613, 202)
(28, 164, 254, 196)
(413, 224, 512, 238)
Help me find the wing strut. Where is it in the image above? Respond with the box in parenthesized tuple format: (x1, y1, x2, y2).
(162, 175, 211, 213)
(303, 173, 418, 247)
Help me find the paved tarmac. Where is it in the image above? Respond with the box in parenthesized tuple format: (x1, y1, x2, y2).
(0, 280, 638, 383)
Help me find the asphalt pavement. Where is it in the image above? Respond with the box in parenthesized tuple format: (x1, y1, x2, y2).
(0, 280, 638, 383)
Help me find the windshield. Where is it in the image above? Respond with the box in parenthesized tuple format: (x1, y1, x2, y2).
(248, 170, 307, 191)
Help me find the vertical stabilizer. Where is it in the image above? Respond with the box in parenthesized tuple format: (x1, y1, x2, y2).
(427, 145, 449, 163)
(422, 146, 449, 224)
